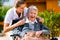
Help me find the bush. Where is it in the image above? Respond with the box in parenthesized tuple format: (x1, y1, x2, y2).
(38, 10, 60, 37)
(0, 7, 11, 21)
(0, 6, 11, 33)
(0, 0, 2, 6)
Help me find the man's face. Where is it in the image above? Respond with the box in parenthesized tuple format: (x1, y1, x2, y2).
(28, 10, 38, 20)
(16, 4, 26, 13)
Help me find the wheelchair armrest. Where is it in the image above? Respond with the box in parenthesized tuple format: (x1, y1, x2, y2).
(10, 34, 20, 37)
(41, 33, 50, 38)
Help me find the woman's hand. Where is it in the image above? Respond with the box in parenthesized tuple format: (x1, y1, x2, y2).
(39, 18, 44, 23)
(25, 31, 35, 37)
(35, 31, 42, 38)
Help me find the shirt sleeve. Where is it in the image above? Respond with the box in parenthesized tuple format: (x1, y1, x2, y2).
(4, 9, 13, 25)
(40, 24, 50, 35)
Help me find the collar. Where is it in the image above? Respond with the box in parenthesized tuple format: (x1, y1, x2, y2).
(25, 17, 38, 23)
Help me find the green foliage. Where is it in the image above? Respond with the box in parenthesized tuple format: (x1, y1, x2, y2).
(0, 0, 2, 6)
(0, 7, 11, 21)
(38, 10, 60, 37)
(0, 6, 11, 32)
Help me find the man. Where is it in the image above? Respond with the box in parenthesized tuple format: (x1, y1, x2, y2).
(20, 5, 50, 40)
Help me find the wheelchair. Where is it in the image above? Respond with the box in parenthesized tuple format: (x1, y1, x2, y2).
(10, 33, 51, 40)
(11, 18, 50, 40)
(10, 34, 21, 40)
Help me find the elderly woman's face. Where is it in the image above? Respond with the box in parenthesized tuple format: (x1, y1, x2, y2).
(28, 10, 38, 19)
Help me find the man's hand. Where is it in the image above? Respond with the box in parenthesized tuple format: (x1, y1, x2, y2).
(35, 31, 42, 38)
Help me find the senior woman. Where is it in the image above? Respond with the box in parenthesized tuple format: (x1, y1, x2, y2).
(19, 5, 50, 40)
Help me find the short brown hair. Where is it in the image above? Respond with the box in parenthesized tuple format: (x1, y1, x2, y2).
(15, 0, 25, 8)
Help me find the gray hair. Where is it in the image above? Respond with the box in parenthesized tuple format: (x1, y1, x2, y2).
(27, 5, 38, 13)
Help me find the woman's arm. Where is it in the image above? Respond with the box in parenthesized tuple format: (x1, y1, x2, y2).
(40, 24, 50, 35)
(37, 16, 44, 23)
(4, 19, 25, 33)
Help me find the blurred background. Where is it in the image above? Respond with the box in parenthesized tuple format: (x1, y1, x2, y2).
(0, 0, 60, 39)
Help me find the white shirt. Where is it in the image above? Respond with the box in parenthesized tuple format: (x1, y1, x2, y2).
(4, 7, 28, 25)
(25, 17, 37, 23)
(4, 7, 28, 36)
(25, 17, 38, 31)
